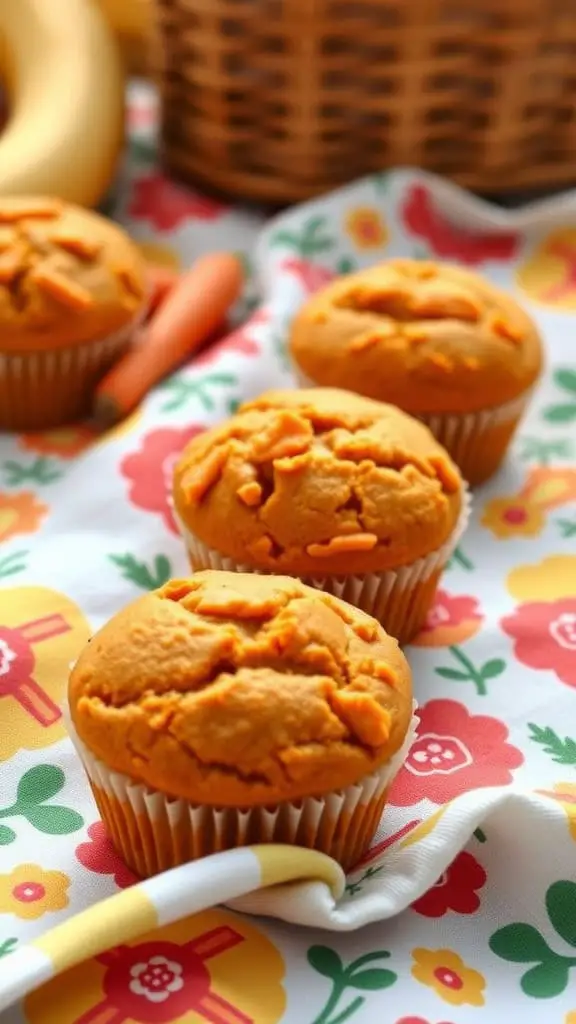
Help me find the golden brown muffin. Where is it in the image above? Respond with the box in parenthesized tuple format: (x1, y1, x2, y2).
(68, 571, 414, 873)
(69, 571, 413, 806)
(0, 196, 146, 429)
(173, 387, 463, 578)
(289, 260, 543, 485)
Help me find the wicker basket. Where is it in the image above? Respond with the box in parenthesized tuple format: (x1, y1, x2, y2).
(154, 0, 576, 204)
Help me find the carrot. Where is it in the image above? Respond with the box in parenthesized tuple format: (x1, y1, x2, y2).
(93, 252, 243, 425)
(146, 264, 179, 317)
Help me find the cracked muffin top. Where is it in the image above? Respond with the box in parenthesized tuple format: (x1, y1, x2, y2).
(173, 388, 463, 575)
(0, 197, 146, 352)
(68, 570, 413, 806)
(289, 259, 543, 414)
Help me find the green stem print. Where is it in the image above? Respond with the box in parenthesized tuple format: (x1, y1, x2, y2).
(519, 436, 573, 465)
(435, 646, 506, 697)
(110, 553, 173, 591)
(490, 880, 576, 998)
(3, 457, 61, 486)
(269, 215, 335, 257)
(528, 723, 576, 766)
(556, 516, 576, 539)
(447, 545, 474, 571)
(474, 827, 487, 843)
(0, 765, 83, 846)
(345, 864, 384, 898)
(159, 372, 239, 414)
(543, 368, 576, 424)
(0, 939, 17, 959)
(0, 550, 28, 580)
(308, 946, 396, 1024)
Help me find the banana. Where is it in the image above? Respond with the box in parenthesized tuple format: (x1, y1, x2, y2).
(0, 0, 125, 207)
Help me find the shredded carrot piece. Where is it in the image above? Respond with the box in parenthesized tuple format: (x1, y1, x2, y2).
(236, 481, 263, 507)
(307, 533, 378, 558)
(0, 199, 61, 222)
(50, 233, 101, 260)
(248, 535, 274, 559)
(31, 268, 94, 311)
(182, 448, 228, 502)
(491, 316, 524, 344)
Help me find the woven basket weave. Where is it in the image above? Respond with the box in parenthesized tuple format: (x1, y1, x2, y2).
(155, 0, 576, 204)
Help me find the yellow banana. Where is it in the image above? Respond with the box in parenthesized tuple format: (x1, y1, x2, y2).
(0, 0, 125, 207)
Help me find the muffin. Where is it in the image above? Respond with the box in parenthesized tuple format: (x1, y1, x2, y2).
(67, 570, 415, 875)
(0, 196, 146, 430)
(173, 388, 467, 644)
(289, 259, 543, 486)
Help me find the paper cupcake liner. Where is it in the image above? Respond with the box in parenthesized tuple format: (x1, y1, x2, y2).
(66, 709, 418, 877)
(0, 317, 141, 432)
(294, 367, 531, 487)
(416, 390, 532, 487)
(176, 489, 470, 646)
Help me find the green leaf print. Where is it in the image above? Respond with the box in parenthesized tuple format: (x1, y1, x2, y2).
(527, 723, 576, 765)
(0, 550, 28, 580)
(546, 881, 576, 948)
(489, 882, 576, 998)
(434, 647, 505, 696)
(308, 945, 396, 1024)
(110, 553, 173, 591)
(543, 367, 576, 424)
(446, 545, 474, 571)
(17, 764, 65, 805)
(2, 457, 61, 486)
(518, 436, 573, 465)
(556, 516, 576, 539)
(269, 215, 335, 257)
(159, 372, 239, 414)
(0, 764, 83, 844)
(0, 938, 17, 959)
(344, 864, 384, 897)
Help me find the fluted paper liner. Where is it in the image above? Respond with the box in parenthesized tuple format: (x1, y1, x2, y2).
(0, 312, 144, 432)
(294, 367, 532, 486)
(66, 709, 418, 877)
(176, 490, 470, 646)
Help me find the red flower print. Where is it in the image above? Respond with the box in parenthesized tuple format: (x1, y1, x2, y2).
(128, 173, 227, 231)
(280, 258, 337, 295)
(501, 598, 576, 689)
(401, 184, 519, 265)
(121, 424, 204, 534)
(75, 822, 136, 889)
(413, 591, 483, 647)
(396, 1018, 456, 1024)
(389, 699, 523, 806)
(411, 851, 486, 917)
(194, 311, 267, 370)
(75, 928, 250, 1024)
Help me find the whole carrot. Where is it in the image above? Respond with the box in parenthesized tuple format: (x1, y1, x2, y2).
(146, 264, 180, 317)
(94, 252, 243, 425)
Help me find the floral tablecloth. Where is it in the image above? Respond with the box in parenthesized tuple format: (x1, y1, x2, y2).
(0, 81, 575, 1024)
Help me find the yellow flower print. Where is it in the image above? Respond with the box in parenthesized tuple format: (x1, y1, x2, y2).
(411, 947, 486, 1007)
(538, 783, 576, 842)
(565, 1012, 576, 1024)
(482, 467, 576, 539)
(345, 207, 388, 250)
(25, 908, 285, 1024)
(507, 555, 576, 602)
(516, 228, 576, 309)
(0, 586, 91, 760)
(0, 864, 69, 920)
(481, 496, 544, 538)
